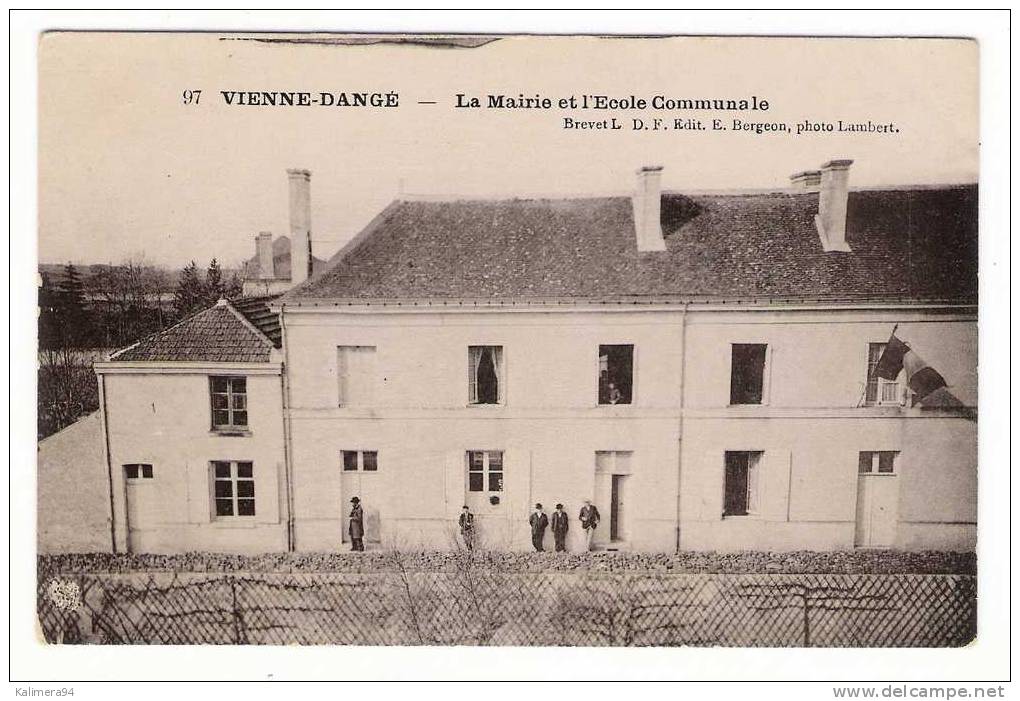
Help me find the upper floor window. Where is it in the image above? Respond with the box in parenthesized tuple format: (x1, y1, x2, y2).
(468, 346, 503, 405)
(342, 450, 378, 472)
(213, 460, 255, 517)
(598, 344, 634, 405)
(337, 346, 377, 407)
(865, 343, 903, 406)
(723, 450, 762, 517)
(210, 376, 247, 429)
(729, 344, 767, 405)
(858, 451, 897, 474)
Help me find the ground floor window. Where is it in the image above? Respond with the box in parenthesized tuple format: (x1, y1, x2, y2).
(467, 450, 503, 494)
(213, 460, 255, 517)
(723, 451, 762, 517)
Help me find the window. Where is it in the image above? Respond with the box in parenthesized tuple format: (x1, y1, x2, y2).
(337, 346, 377, 407)
(866, 343, 902, 406)
(723, 451, 762, 517)
(124, 463, 153, 480)
(598, 344, 634, 405)
(210, 376, 247, 429)
(729, 344, 767, 405)
(467, 450, 503, 493)
(341, 450, 378, 472)
(858, 451, 897, 474)
(213, 460, 255, 517)
(468, 346, 503, 405)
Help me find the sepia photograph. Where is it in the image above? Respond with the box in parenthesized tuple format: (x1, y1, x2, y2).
(10, 10, 1011, 691)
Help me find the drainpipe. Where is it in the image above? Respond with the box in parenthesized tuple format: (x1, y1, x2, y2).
(675, 303, 689, 554)
(279, 306, 297, 551)
(98, 373, 118, 553)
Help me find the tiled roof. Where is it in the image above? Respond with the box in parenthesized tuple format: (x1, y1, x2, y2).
(112, 300, 275, 362)
(280, 185, 977, 304)
(242, 235, 327, 281)
(231, 294, 282, 348)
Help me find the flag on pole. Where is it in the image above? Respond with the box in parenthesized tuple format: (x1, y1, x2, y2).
(874, 330, 964, 408)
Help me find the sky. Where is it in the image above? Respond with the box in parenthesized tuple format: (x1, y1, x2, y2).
(38, 34, 978, 268)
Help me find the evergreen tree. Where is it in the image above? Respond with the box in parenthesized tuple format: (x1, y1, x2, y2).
(205, 258, 225, 301)
(224, 271, 243, 300)
(56, 263, 90, 347)
(173, 261, 205, 317)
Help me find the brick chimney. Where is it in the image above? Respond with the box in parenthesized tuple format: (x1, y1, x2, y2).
(287, 168, 312, 284)
(789, 169, 821, 191)
(256, 232, 274, 279)
(814, 159, 853, 252)
(633, 165, 666, 252)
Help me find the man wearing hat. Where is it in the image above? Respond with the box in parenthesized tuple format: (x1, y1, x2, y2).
(550, 503, 569, 552)
(528, 503, 549, 552)
(348, 496, 365, 552)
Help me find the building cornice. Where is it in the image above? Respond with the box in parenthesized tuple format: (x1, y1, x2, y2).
(271, 297, 977, 317)
(94, 361, 283, 376)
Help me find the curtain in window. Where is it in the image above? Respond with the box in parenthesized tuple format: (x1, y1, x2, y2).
(477, 347, 499, 404)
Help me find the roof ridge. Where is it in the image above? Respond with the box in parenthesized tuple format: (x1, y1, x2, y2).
(108, 301, 220, 359)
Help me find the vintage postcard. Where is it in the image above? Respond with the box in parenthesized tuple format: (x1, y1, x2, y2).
(20, 21, 1003, 685)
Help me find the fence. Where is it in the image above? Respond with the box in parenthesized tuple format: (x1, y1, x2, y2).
(37, 562, 975, 647)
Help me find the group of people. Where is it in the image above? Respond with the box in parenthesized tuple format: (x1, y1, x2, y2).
(460, 500, 602, 552)
(347, 495, 603, 553)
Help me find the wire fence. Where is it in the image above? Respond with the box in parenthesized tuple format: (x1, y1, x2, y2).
(37, 559, 976, 647)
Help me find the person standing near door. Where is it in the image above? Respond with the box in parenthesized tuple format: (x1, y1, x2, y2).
(348, 496, 365, 552)
(459, 505, 476, 551)
(529, 503, 549, 552)
(579, 499, 601, 551)
(550, 503, 569, 552)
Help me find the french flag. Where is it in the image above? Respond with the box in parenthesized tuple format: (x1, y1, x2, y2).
(875, 331, 964, 408)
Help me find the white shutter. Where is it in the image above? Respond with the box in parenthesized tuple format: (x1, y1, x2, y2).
(504, 447, 531, 550)
(254, 460, 281, 524)
(337, 347, 349, 407)
(699, 450, 725, 521)
(467, 347, 479, 404)
(186, 461, 212, 524)
(444, 450, 465, 520)
(494, 346, 504, 404)
(762, 449, 792, 522)
(746, 453, 761, 514)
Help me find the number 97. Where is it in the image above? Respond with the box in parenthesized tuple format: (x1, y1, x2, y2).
(182, 89, 202, 105)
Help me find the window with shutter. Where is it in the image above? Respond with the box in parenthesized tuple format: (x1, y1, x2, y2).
(723, 451, 763, 516)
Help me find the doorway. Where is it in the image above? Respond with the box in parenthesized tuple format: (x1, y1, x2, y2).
(123, 463, 154, 553)
(340, 451, 381, 545)
(610, 474, 628, 542)
(854, 452, 899, 547)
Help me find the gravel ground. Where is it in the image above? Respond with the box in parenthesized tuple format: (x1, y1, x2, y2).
(39, 549, 976, 576)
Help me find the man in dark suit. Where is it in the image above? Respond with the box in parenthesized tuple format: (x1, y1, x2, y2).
(348, 496, 365, 552)
(529, 503, 549, 552)
(550, 503, 569, 552)
(579, 499, 601, 551)
(458, 505, 476, 550)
